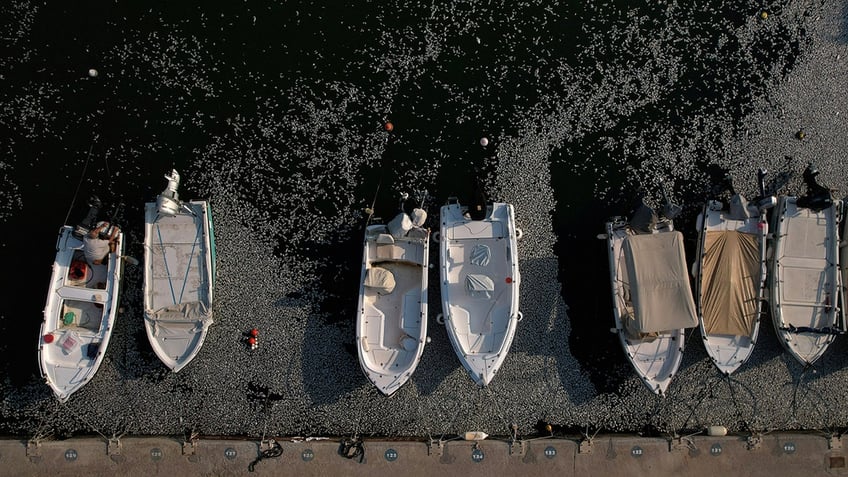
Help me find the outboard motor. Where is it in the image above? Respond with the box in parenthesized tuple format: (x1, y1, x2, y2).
(728, 193, 751, 220)
(629, 197, 658, 234)
(72, 195, 103, 239)
(797, 163, 833, 211)
(659, 182, 682, 220)
(156, 169, 182, 217)
(468, 178, 487, 221)
(752, 168, 777, 211)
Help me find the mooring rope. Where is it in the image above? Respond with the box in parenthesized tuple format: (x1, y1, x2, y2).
(63, 402, 110, 442)
(30, 400, 61, 442)
(248, 393, 284, 472)
(248, 439, 283, 472)
(722, 373, 757, 431)
(788, 364, 834, 437)
(339, 390, 371, 463)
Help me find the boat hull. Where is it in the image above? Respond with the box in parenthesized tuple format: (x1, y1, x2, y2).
(39, 226, 124, 402)
(694, 200, 767, 375)
(143, 200, 215, 372)
(439, 201, 520, 387)
(356, 223, 429, 396)
(605, 219, 690, 396)
(770, 196, 842, 366)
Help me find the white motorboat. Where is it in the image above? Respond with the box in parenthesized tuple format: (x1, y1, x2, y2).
(438, 197, 521, 387)
(770, 164, 842, 366)
(356, 196, 430, 396)
(144, 170, 216, 372)
(39, 202, 125, 402)
(603, 196, 698, 395)
(694, 170, 775, 375)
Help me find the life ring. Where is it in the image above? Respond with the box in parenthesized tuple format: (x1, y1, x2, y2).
(433, 231, 440, 243)
(515, 228, 523, 240)
(436, 313, 445, 325)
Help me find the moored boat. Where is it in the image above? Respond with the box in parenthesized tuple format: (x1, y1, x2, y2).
(770, 164, 843, 366)
(438, 196, 521, 387)
(39, 198, 125, 402)
(603, 192, 697, 395)
(694, 169, 776, 375)
(356, 193, 430, 395)
(143, 170, 216, 372)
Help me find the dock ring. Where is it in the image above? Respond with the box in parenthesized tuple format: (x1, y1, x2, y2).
(433, 231, 440, 243)
(515, 228, 523, 239)
(436, 313, 445, 325)
(517, 311, 524, 322)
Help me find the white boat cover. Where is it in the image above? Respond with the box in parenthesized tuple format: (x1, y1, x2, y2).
(364, 266, 396, 294)
(410, 208, 427, 227)
(388, 212, 413, 238)
(465, 274, 494, 298)
(623, 232, 698, 333)
(701, 230, 759, 336)
(470, 244, 491, 266)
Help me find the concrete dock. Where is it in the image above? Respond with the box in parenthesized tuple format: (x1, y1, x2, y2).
(3, 433, 847, 476)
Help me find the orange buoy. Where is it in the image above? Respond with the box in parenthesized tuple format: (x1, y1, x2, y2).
(248, 337, 256, 346)
(43, 334, 55, 344)
(384, 121, 394, 131)
(249, 328, 259, 338)
(505, 276, 513, 284)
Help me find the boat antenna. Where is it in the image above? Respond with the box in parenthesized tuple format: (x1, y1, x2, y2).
(756, 168, 767, 198)
(62, 138, 97, 227)
(415, 189, 429, 208)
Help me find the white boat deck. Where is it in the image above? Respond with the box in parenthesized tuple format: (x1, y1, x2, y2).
(357, 224, 429, 396)
(39, 226, 123, 402)
(771, 197, 841, 366)
(144, 200, 214, 372)
(440, 201, 520, 387)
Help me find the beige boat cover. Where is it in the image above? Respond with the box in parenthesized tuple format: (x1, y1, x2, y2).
(365, 267, 396, 295)
(623, 232, 698, 333)
(700, 230, 759, 336)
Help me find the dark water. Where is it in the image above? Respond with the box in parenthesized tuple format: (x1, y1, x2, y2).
(0, 1, 808, 403)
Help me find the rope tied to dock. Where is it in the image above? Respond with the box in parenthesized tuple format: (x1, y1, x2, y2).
(248, 440, 283, 472)
(339, 436, 365, 462)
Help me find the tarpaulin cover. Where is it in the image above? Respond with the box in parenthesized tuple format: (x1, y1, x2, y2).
(466, 274, 494, 298)
(623, 232, 698, 333)
(700, 230, 760, 336)
(470, 244, 491, 266)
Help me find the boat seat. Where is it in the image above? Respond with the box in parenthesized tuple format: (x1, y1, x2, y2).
(364, 267, 396, 295)
(376, 243, 403, 260)
(375, 233, 395, 244)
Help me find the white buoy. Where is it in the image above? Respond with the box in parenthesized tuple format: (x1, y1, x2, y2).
(88, 68, 99, 78)
(479, 137, 489, 146)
